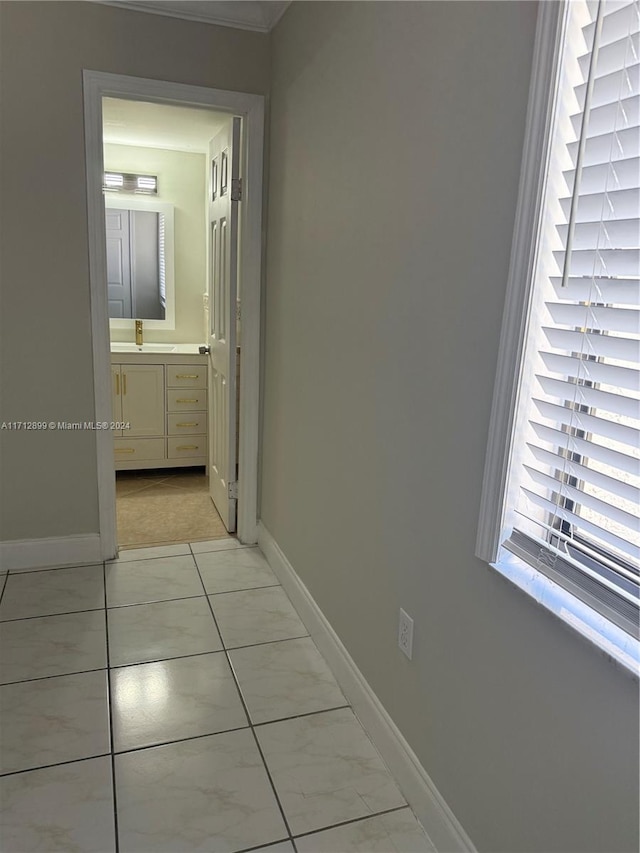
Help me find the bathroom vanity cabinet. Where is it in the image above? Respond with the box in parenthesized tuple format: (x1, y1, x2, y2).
(110, 348, 208, 470)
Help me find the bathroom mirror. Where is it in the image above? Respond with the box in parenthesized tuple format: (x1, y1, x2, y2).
(105, 197, 175, 330)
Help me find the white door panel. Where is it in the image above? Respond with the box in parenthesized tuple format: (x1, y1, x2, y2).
(207, 118, 241, 532)
(105, 209, 133, 318)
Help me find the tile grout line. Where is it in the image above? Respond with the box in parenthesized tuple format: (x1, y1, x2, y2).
(0, 665, 108, 688)
(6, 563, 105, 577)
(292, 805, 413, 842)
(221, 633, 310, 653)
(109, 647, 224, 671)
(192, 552, 300, 853)
(103, 562, 120, 853)
(204, 582, 282, 597)
(0, 752, 113, 780)
(251, 704, 351, 729)
(113, 724, 252, 757)
(116, 541, 245, 562)
(0, 571, 8, 607)
(107, 540, 248, 567)
(106, 592, 204, 611)
(0, 604, 113, 624)
(232, 805, 415, 852)
(234, 838, 293, 853)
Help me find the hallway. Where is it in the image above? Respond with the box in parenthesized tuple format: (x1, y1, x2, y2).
(0, 541, 434, 852)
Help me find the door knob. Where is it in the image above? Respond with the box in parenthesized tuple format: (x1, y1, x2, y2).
(198, 346, 211, 354)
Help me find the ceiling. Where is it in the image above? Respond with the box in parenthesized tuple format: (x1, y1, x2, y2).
(97, 1, 291, 32)
(103, 98, 226, 153)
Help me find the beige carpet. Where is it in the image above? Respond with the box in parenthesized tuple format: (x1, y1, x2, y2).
(116, 468, 229, 548)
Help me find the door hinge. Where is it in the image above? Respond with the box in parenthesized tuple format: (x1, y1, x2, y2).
(231, 178, 242, 201)
(228, 481, 239, 500)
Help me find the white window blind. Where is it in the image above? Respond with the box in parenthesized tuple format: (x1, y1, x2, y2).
(158, 214, 167, 309)
(502, 0, 639, 638)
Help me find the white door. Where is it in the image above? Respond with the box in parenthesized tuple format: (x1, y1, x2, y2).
(207, 118, 241, 532)
(105, 209, 133, 318)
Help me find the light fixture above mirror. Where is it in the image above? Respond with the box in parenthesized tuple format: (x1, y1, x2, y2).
(103, 172, 158, 194)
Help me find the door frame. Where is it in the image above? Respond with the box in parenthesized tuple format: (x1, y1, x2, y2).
(83, 70, 265, 558)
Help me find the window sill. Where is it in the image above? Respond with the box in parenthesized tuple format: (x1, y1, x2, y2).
(491, 551, 639, 678)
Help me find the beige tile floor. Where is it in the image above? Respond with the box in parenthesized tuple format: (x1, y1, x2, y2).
(0, 541, 436, 852)
(116, 467, 229, 548)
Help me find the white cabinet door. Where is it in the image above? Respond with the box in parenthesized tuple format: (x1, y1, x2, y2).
(207, 117, 241, 532)
(112, 366, 123, 436)
(121, 364, 165, 437)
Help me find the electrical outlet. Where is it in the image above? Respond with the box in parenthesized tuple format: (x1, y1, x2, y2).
(398, 608, 414, 660)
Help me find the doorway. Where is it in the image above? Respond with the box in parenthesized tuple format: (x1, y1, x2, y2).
(83, 72, 265, 559)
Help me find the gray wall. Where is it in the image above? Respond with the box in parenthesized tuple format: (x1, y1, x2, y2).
(262, 3, 639, 851)
(0, 1, 269, 541)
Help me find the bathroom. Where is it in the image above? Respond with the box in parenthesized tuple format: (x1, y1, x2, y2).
(103, 96, 239, 550)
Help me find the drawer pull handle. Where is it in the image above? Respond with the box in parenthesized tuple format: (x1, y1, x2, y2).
(177, 444, 199, 451)
(176, 422, 198, 428)
(115, 448, 135, 454)
(115, 373, 120, 395)
(176, 374, 199, 379)
(176, 398, 198, 403)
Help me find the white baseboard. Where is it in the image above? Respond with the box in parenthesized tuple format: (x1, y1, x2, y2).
(0, 534, 103, 573)
(258, 522, 476, 853)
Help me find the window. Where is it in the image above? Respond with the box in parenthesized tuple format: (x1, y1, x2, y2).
(477, 0, 639, 672)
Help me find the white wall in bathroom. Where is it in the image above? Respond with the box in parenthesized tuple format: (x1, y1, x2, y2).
(105, 143, 206, 344)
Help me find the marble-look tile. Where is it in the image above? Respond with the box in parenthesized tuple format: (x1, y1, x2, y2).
(196, 547, 279, 594)
(0, 565, 104, 621)
(0, 670, 110, 774)
(106, 555, 203, 607)
(252, 844, 295, 853)
(117, 489, 227, 549)
(111, 652, 247, 752)
(0, 757, 116, 852)
(295, 809, 435, 852)
(256, 708, 405, 836)
(116, 476, 157, 497)
(190, 538, 246, 554)
(230, 638, 346, 724)
(0, 609, 107, 685)
(161, 472, 210, 492)
(109, 543, 192, 563)
(108, 597, 222, 666)
(115, 728, 288, 853)
(209, 587, 308, 649)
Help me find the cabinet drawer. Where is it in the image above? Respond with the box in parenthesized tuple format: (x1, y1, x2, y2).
(168, 435, 207, 459)
(166, 364, 207, 388)
(114, 438, 165, 461)
(167, 389, 207, 412)
(168, 412, 207, 435)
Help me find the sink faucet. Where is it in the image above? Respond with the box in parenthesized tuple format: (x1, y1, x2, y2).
(135, 319, 143, 346)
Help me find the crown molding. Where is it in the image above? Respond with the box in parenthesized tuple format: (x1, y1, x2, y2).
(94, 1, 291, 33)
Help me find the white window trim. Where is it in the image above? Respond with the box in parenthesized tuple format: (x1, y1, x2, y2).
(475, 0, 639, 677)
